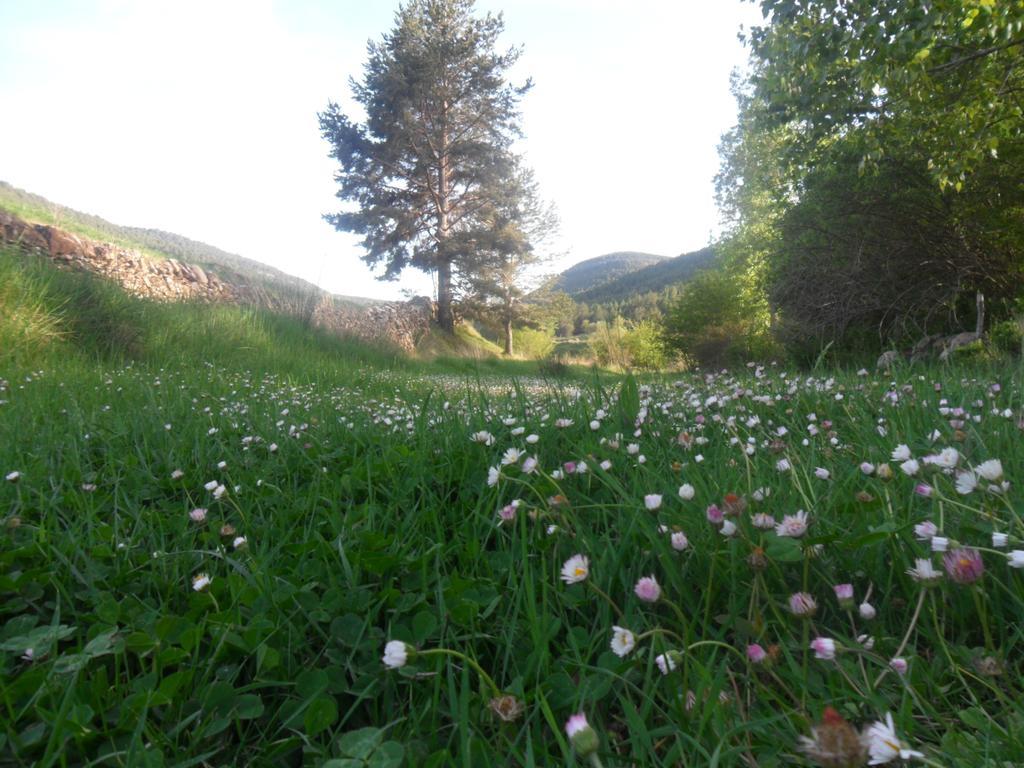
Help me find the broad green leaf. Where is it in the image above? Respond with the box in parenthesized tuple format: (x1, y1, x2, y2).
(304, 696, 338, 737)
(338, 726, 383, 759)
(368, 741, 405, 768)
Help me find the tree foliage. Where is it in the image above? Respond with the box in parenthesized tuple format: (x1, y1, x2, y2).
(770, 147, 1024, 352)
(458, 162, 558, 355)
(748, 0, 1024, 187)
(319, 0, 531, 332)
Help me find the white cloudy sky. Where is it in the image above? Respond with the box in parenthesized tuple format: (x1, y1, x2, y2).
(0, 0, 762, 300)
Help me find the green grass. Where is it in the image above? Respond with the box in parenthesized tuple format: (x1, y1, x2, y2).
(0, 246, 411, 374)
(2, 248, 1024, 766)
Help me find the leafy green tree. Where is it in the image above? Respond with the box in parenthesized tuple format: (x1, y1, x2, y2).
(769, 146, 1024, 354)
(319, 0, 531, 332)
(527, 287, 576, 338)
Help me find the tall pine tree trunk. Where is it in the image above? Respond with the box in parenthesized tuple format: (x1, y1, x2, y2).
(437, 259, 454, 333)
(502, 293, 514, 355)
(503, 314, 513, 356)
(436, 105, 455, 334)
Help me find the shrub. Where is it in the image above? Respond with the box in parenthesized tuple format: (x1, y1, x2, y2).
(662, 268, 772, 367)
(537, 356, 570, 378)
(622, 320, 669, 370)
(948, 339, 993, 364)
(990, 319, 1023, 355)
(588, 318, 670, 370)
(513, 327, 556, 359)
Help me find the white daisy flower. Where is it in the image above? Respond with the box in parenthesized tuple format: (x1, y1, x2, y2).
(610, 626, 636, 657)
(560, 554, 589, 584)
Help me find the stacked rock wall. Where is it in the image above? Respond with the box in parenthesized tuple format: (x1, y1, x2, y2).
(0, 210, 432, 352)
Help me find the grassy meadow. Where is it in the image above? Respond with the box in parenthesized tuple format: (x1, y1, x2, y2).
(2, 245, 1024, 767)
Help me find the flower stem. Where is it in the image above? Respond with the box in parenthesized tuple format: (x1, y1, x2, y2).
(801, 620, 809, 710)
(587, 582, 624, 619)
(971, 587, 995, 651)
(417, 648, 501, 697)
(873, 588, 926, 688)
(661, 597, 689, 629)
(636, 627, 686, 645)
(686, 639, 747, 665)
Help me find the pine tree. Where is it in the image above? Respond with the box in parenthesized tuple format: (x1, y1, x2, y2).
(460, 163, 558, 356)
(319, 0, 530, 333)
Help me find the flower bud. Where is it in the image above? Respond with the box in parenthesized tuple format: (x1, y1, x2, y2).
(565, 713, 600, 756)
(833, 583, 855, 610)
(489, 695, 524, 722)
(746, 643, 768, 664)
(382, 640, 414, 669)
(747, 546, 768, 570)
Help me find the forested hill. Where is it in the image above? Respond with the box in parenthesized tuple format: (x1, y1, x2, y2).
(575, 246, 717, 304)
(551, 251, 668, 295)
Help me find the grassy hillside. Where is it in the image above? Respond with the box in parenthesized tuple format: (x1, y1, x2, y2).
(575, 246, 717, 304)
(551, 251, 668, 296)
(0, 180, 378, 307)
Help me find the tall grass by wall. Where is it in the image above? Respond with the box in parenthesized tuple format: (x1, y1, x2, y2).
(0, 247, 406, 375)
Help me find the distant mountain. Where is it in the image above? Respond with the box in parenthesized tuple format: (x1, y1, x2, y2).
(575, 247, 717, 304)
(552, 251, 669, 296)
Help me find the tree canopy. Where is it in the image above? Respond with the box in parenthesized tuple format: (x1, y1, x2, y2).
(459, 162, 558, 355)
(747, 0, 1024, 188)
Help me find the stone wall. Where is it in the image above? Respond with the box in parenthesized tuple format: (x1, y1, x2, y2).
(0, 209, 433, 352)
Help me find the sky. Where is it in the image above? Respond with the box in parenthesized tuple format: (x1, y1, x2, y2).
(0, 0, 764, 301)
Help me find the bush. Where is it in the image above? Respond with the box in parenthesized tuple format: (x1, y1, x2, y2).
(537, 356, 570, 378)
(589, 318, 670, 370)
(512, 327, 555, 359)
(662, 268, 773, 367)
(948, 339, 993, 364)
(622, 320, 669, 370)
(990, 319, 1023, 355)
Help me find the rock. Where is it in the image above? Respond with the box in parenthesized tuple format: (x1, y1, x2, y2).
(41, 226, 84, 257)
(909, 333, 943, 363)
(939, 332, 981, 361)
(0, 211, 45, 251)
(876, 350, 901, 370)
